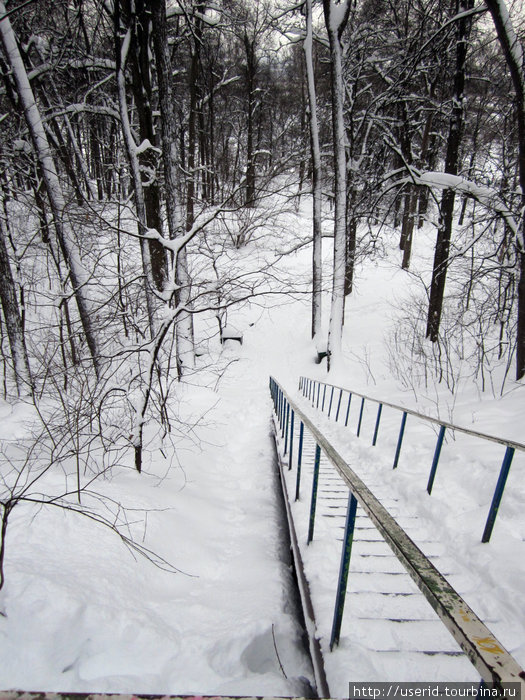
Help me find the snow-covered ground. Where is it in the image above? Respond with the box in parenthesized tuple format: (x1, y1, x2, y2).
(0, 191, 524, 696)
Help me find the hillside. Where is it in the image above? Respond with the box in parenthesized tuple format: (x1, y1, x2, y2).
(0, 191, 523, 696)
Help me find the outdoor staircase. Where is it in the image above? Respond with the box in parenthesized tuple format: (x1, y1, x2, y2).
(270, 376, 525, 699)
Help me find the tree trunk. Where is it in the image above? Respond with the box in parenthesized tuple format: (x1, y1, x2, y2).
(0, 197, 31, 396)
(114, 5, 156, 337)
(0, 3, 101, 377)
(0, 502, 11, 593)
(401, 186, 417, 269)
(244, 33, 257, 208)
(150, 0, 194, 376)
(304, 0, 323, 341)
(323, 0, 351, 371)
(345, 186, 357, 294)
(207, 73, 216, 203)
(426, 0, 473, 342)
(32, 182, 79, 367)
(128, 0, 168, 291)
(186, 6, 204, 230)
(417, 112, 436, 228)
(484, 0, 525, 380)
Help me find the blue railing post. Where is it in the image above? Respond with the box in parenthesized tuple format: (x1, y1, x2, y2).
(288, 410, 295, 470)
(482, 446, 515, 543)
(393, 412, 408, 469)
(345, 393, 353, 427)
(281, 397, 288, 438)
(335, 388, 343, 422)
(357, 397, 365, 437)
(372, 403, 383, 446)
(328, 386, 335, 418)
(307, 444, 322, 544)
(295, 421, 304, 501)
(284, 402, 290, 452)
(293, 377, 525, 548)
(427, 425, 446, 494)
(330, 492, 358, 650)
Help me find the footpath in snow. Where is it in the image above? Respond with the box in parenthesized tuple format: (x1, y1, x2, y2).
(0, 212, 319, 695)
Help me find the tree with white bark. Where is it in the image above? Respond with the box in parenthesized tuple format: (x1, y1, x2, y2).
(323, 0, 351, 371)
(0, 0, 102, 377)
(303, 0, 323, 342)
(484, 0, 525, 381)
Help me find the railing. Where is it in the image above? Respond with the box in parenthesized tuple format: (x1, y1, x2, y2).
(269, 376, 525, 696)
(298, 376, 525, 543)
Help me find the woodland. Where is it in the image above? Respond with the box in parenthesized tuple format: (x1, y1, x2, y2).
(0, 0, 524, 596)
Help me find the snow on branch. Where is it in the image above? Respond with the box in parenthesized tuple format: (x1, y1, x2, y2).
(389, 168, 523, 249)
(135, 139, 161, 156)
(199, 74, 241, 108)
(28, 58, 116, 82)
(43, 104, 120, 122)
(143, 203, 229, 260)
(166, 2, 220, 26)
(326, 0, 351, 34)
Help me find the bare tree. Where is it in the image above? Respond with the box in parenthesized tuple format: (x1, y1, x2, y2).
(151, 0, 195, 376)
(114, 1, 157, 337)
(484, 0, 525, 380)
(125, 0, 169, 291)
(323, 0, 351, 371)
(0, 0, 101, 376)
(0, 189, 31, 396)
(426, 0, 475, 342)
(304, 0, 323, 341)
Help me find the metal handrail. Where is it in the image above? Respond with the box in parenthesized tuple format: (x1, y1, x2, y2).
(299, 376, 523, 543)
(299, 377, 525, 452)
(270, 376, 525, 696)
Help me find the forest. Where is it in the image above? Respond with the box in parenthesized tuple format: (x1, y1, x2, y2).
(0, 0, 525, 693)
(0, 0, 524, 669)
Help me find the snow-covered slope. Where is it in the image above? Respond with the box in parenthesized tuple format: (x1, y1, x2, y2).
(0, 191, 523, 695)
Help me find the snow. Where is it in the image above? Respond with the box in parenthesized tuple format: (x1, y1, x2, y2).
(386, 168, 523, 252)
(135, 139, 161, 157)
(326, 0, 351, 35)
(0, 376, 313, 695)
(491, 0, 525, 90)
(1, 187, 525, 696)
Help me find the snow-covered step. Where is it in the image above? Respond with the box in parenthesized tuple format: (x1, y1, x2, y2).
(270, 377, 525, 696)
(275, 422, 477, 687)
